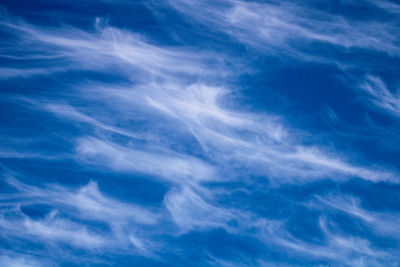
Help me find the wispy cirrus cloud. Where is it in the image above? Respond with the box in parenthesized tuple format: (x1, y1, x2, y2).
(0, 255, 49, 267)
(1, 2, 399, 266)
(76, 137, 217, 184)
(310, 193, 400, 240)
(1, 10, 389, 184)
(164, 0, 400, 65)
(253, 215, 396, 266)
(0, 13, 229, 80)
(359, 75, 400, 117)
(0, 174, 161, 259)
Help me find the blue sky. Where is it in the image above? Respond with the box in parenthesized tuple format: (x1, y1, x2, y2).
(0, 0, 400, 266)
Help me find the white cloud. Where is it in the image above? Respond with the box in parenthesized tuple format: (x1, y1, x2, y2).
(76, 137, 217, 184)
(0, 13, 229, 80)
(164, 186, 235, 232)
(2, 9, 392, 184)
(311, 194, 400, 239)
(0, 176, 161, 255)
(0, 255, 48, 267)
(1, 6, 399, 266)
(166, 0, 400, 65)
(360, 75, 400, 117)
(254, 216, 393, 266)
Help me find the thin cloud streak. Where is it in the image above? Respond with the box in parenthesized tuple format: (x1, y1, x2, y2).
(0, 175, 162, 257)
(1, 11, 388, 183)
(165, 0, 400, 67)
(360, 75, 400, 117)
(311, 194, 400, 239)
